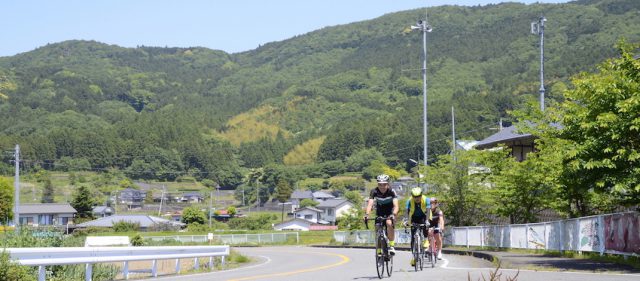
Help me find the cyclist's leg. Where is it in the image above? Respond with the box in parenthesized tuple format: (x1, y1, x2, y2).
(434, 229, 443, 259)
(386, 218, 396, 254)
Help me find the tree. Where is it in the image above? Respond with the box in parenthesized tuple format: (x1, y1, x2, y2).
(344, 190, 364, 207)
(41, 178, 55, 203)
(556, 42, 640, 207)
(181, 206, 206, 225)
(71, 186, 96, 219)
(422, 150, 496, 226)
(300, 198, 319, 208)
(0, 178, 13, 224)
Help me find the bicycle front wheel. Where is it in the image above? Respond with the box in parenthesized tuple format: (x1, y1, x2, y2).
(412, 235, 420, 272)
(376, 236, 384, 278)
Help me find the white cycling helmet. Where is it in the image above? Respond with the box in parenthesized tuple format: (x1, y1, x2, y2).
(376, 174, 390, 183)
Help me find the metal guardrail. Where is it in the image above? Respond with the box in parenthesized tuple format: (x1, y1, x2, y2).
(446, 211, 640, 256)
(145, 232, 299, 244)
(7, 245, 230, 281)
(333, 212, 639, 257)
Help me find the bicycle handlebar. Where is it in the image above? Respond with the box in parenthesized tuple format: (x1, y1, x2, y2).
(364, 215, 394, 229)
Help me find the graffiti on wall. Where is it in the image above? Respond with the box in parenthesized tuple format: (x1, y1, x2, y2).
(604, 213, 640, 254)
(579, 218, 600, 251)
(528, 226, 545, 249)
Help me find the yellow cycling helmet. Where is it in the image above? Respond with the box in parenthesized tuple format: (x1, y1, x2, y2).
(411, 187, 422, 197)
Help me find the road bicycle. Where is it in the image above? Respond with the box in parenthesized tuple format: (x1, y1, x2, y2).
(365, 215, 393, 279)
(425, 226, 439, 268)
(404, 221, 427, 271)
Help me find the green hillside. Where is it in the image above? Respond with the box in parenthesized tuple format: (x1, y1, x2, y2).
(0, 0, 639, 187)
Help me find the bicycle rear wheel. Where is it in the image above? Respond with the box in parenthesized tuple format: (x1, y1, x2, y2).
(429, 238, 436, 268)
(386, 253, 393, 277)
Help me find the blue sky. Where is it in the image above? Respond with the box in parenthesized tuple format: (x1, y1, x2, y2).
(2, 0, 569, 57)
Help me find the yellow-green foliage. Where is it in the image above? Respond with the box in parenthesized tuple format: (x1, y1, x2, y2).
(382, 167, 401, 180)
(283, 136, 326, 165)
(220, 105, 291, 146)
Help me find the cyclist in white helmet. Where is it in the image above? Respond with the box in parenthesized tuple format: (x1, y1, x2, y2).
(428, 197, 445, 260)
(365, 174, 399, 255)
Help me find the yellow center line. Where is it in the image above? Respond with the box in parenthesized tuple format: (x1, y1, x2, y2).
(226, 251, 350, 281)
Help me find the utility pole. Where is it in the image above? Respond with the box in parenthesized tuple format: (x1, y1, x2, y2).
(452, 106, 456, 160)
(209, 190, 213, 229)
(531, 16, 546, 111)
(410, 9, 433, 166)
(13, 145, 20, 228)
(158, 185, 165, 217)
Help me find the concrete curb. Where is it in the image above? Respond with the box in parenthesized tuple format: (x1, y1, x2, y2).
(310, 245, 498, 263)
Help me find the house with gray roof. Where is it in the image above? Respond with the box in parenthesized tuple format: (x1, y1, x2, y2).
(316, 199, 354, 225)
(290, 190, 313, 211)
(18, 203, 76, 226)
(312, 191, 335, 201)
(118, 188, 146, 209)
(92, 206, 114, 218)
(293, 207, 329, 224)
(76, 214, 185, 231)
(476, 125, 534, 161)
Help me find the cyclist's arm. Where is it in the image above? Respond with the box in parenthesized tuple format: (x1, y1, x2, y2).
(438, 211, 445, 231)
(405, 199, 411, 221)
(365, 198, 374, 217)
(392, 198, 399, 218)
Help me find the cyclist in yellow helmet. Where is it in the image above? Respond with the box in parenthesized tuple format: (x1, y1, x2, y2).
(404, 187, 431, 266)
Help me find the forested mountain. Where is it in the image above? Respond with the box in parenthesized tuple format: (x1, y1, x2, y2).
(0, 0, 638, 187)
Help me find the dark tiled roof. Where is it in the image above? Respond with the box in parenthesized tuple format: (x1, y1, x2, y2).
(76, 215, 185, 228)
(476, 125, 533, 149)
(291, 190, 313, 199)
(19, 203, 77, 214)
(317, 199, 352, 208)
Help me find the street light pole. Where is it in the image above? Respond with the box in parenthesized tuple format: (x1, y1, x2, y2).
(411, 10, 432, 166)
(531, 16, 546, 111)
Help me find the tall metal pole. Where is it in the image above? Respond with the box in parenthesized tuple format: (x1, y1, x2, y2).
(13, 144, 20, 227)
(452, 106, 456, 160)
(422, 20, 428, 166)
(411, 10, 432, 166)
(209, 190, 213, 228)
(532, 16, 546, 111)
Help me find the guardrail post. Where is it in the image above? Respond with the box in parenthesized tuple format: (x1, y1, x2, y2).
(598, 215, 605, 255)
(466, 227, 469, 248)
(175, 259, 180, 274)
(296, 232, 300, 244)
(575, 218, 581, 252)
(194, 257, 199, 270)
(38, 265, 45, 281)
(123, 261, 129, 279)
(559, 220, 564, 251)
(209, 256, 214, 271)
(480, 227, 484, 248)
(85, 263, 92, 281)
(525, 224, 529, 249)
(544, 223, 548, 250)
(221, 256, 226, 268)
(152, 260, 158, 277)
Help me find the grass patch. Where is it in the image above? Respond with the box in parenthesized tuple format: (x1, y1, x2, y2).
(445, 246, 640, 270)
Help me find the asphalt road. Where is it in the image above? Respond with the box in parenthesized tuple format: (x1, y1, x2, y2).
(140, 246, 640, 281)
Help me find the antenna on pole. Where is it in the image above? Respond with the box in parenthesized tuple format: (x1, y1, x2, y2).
(13, 144, 20, 229)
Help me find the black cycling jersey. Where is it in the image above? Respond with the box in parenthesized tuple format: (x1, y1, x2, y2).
(429, 207, 443, 227)
(369, 187, 397, 216)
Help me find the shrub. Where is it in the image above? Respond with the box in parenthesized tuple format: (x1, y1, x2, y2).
(112, 221, 140, 232)
(130, 234, 145, 246)
(0, 251, 35, 281)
